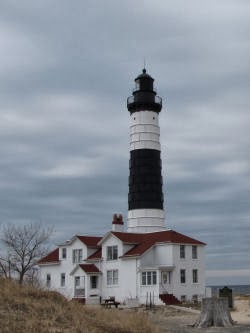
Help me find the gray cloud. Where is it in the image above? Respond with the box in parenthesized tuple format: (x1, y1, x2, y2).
(0, 0, 249, 285)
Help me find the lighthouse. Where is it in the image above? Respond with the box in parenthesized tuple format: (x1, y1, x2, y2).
(39, 67, 206, 305)
(127, 68, 166, 233)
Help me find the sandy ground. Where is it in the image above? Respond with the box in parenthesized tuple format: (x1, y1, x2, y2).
(143, 297, 250, 333)
(231, 298, 250, 325)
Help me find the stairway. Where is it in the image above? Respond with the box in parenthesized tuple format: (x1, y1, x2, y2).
(72, 297, 86, 304)
(159, 293, 181, 305)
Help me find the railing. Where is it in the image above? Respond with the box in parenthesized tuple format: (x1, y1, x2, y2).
(127, 96, 134, 104)
(74, 288, 85, 297)
(132, 87, 158, 93)
(159, 283, 169, 295)
(155, 96, 162, 104)
(127, 95, 162, 105)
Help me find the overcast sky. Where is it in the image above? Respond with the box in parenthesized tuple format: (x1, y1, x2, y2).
(0, 0, 249, 285)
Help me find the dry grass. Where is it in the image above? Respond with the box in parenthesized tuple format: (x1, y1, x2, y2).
(0, 278, 157, 333)
(235, 295, 250, 301)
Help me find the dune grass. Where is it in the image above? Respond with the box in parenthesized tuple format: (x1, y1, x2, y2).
(0, 278, 157, 333)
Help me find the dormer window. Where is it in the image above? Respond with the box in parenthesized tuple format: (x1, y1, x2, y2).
(107, 245, 118, 260)
(72, 249, 83, 263)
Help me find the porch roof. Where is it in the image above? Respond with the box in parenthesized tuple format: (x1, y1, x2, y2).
(70, 263, 101, 275)
(79, 264, 101, 274)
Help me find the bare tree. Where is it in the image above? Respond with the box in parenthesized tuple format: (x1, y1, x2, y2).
(0, 222, 52, 284)
(0, 254, 13, 279)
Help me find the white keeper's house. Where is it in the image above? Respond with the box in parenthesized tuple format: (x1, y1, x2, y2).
(38, 69, 206, 306)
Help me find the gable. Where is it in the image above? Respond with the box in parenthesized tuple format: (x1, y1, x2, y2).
(87, 248, 102, 261)
(116, 230, 205, 258)
(77, 235, 102, 247)
(59, 235, 101, 247)
(38, 248, 59, 264)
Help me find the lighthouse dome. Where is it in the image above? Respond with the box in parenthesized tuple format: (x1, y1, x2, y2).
(127, 68, 162, 113)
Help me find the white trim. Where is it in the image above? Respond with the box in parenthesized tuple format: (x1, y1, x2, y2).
(127, 208, 165, 233)
(130, 111, 161, 151)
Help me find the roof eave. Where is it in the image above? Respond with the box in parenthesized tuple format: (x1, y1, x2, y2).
(120, 254, 140, 259)
(86, 257, 103, 262)
(38, 261, 60, 266)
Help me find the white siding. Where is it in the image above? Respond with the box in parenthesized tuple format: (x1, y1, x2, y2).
(171, 244, 206, 301)
(39, 234, 206, 305)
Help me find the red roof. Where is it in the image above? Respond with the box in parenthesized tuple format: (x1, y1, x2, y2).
(77, 235, 102, 247)
(38, 230, 205, 264)
(79, 264, 101, 273)
(38, 248, 59, 264)
(87, 248, 102, 260)
(111, 230, 205, 258)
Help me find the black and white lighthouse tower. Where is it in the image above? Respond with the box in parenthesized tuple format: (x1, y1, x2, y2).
(127, 68, 166, 233)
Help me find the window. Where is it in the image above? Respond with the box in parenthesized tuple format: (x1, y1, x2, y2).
(192, 295, 198, 303)
(90, 276, 98, 289)
(107, 270, 119, 285)
(180, 245, 185, 259)
(192, 269, 198, 283)
(72, 249, 83, 263)
(107, 246, 118, 261)
(62, 248, 67, 259)
(181, 295, 186, 302)
(61, 273, 65, 287)
(46, 274, 51, 287)
(141, 271, 157, 286)
(192, 245, 198, 259)
(135, 80, 140, 91)
(180, 269, 186, 284)
(161, 271, 171, 284)
(75, 276, 80, 287)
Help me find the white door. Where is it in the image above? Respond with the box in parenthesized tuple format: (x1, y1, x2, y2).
(161, 271, 171, 292)
(74, 276, 85, 297)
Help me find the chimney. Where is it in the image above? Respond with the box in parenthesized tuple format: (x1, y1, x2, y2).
(112, 213, 124, 232)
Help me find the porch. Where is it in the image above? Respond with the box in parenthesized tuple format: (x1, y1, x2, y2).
(138, 266, 176, 305)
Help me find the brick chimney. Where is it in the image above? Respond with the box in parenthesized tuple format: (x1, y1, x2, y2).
(112, 213, 124, 232)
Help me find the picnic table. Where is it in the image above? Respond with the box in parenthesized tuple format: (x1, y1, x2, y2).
(103, 297, 120, 308)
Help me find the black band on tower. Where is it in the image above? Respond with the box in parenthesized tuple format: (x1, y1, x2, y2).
(128, 149, 164, 210)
